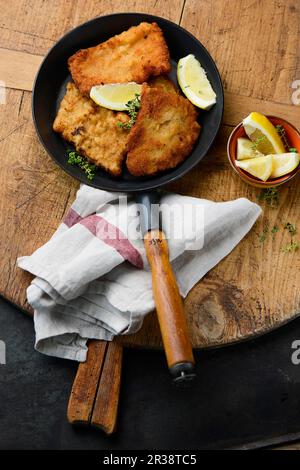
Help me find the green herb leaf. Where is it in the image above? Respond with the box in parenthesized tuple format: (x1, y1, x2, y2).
(275, 124, 285, 135)
(117, 93, 141, 130)
(282, 241, 299, 253)
(284, 222, 297, 236)
(258, 222, 269, 243)
(258, 233, 267, 243)
(275, 124, 291, 151)
(257, 187, 280, 207)
(271, 225, 279, 235)
(289, 147, 298, 153)
(250, 135, 266, 151)
(67, 150, 96, 181)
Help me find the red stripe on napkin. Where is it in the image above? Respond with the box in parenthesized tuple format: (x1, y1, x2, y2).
(63, 209, 143, 269)
(63, 208, 83, 227)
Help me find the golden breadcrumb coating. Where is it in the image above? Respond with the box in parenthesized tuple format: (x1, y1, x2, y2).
(68, 22, 171, 96)
(126, 83, 200, 176)
(53, 82, 129, 176)
(148, 75, 179, 94)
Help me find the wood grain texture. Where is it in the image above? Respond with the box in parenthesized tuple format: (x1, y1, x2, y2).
(91, 341, 123, 434)
(67, 340, 107, 424)
(0, 0, 300, 349)
(0, 48, 42, 91)
(0, 0, 184, 55)
(67, 339, 122, 433)
(181, 0, 300, 105)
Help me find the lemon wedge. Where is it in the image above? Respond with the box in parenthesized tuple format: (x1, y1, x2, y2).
(177, 54, 216, 110)
(236, 155, 273, 181)
(90, 83, 142, 111)
(243, 112, 285, 154)
(270, 152, 299, 178)
(237, 137, 263, 160)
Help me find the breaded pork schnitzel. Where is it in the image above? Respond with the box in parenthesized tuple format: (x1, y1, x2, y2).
(53, 82, 129, 176)
(148, 75, 179, 94)
(68, 22, 171, 96)
(126, 83, 200, 176)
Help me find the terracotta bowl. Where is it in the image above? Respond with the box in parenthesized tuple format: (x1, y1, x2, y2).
(227, 116, 300, 188)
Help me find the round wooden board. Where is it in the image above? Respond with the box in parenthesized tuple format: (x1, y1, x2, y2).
(1, 102, 299, 350)
(0, 1, 299, 351)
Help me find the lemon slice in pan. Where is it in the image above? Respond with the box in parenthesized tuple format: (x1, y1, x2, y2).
(90, 83, 142, 111)
(177, 54, 216, 110)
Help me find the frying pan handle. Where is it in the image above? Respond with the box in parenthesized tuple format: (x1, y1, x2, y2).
(136, 192, 195, 383)
(144, 230, 195, 383)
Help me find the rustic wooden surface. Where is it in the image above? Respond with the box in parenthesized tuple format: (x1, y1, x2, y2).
(0, 2, 299, 349)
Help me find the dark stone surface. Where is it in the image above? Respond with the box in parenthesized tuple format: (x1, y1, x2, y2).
(1, 296, 300, 450)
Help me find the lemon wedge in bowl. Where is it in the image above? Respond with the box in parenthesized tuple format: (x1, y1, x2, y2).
(90, 83, 142, 111)
(236, 155, 273, 181)
(243, 112, 285, 154)
(237, 137, 263, 160)
(270, 152, 300, 178)
(177, 54, 216, 110)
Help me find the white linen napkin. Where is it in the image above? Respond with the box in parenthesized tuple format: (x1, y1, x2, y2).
(17, 185, 261, 362)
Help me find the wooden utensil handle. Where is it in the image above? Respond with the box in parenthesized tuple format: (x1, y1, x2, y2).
(67, 340, 122, 434)
(144, 230, 195, 381)
(91, 341, 123, 434)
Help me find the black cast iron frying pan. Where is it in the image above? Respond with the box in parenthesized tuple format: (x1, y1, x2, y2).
(32, 13, 224, 382)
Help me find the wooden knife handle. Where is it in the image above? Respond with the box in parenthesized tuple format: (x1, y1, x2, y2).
(144, 230, 195, 381)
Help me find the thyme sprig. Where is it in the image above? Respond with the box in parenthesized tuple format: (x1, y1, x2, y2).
(67, 150, 96, 181)
(257, 187, 280, 207)
(275, 124, 297, 153)
(275, 124, 289, 150)
(283, 222, 298, 253)
(250, 135, 266, 151)
(283, 241, 299, 253)
(284, 222, 297, 236)
(257, 221, 299, 252)
(271, 226, 279, 238)
(117, 94, 141, 130)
